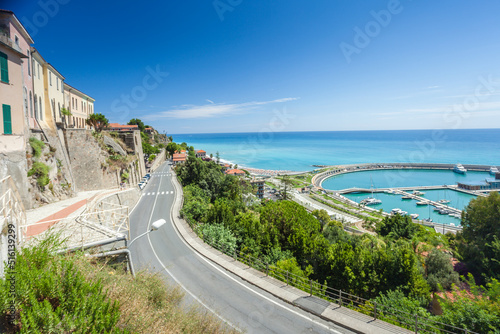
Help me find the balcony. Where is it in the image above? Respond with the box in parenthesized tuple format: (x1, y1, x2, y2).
(0, 32, 26, 57)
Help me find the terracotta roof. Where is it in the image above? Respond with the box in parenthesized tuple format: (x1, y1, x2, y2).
(173, 153, 187, 161)
(196, 150, 206, 153)
(226, 169, 245, 175)
(108, 123, 139, 129)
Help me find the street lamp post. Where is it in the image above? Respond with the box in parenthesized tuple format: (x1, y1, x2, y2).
(128, 219, 167, 248)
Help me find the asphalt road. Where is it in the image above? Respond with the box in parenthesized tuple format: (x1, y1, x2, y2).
(129, 162, 354, 334)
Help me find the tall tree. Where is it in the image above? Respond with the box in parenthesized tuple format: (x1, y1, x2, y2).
(460, 192, 500, 281)
(86, 113, 109, 132)
(128, 118, 145, 132)
(279, 175, 293, 200)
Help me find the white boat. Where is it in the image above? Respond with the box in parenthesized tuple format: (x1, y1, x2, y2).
(361, 197, 382, 206)
(391, 208, 403, 215)
(490, 166, 499, 175)
(410, 213, 419, 219)
(438, 199, 451, 204)
(453, 164, 467, 174)
(416, 201, 428, 206)
(402, 195, 412, 200)
(412, 190, 425, 196)
(423, 218, 433, 223)
(361, 176, 382, 206)
(439, 209, 450, 215)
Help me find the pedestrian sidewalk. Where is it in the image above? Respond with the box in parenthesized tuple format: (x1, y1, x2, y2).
(24, 188, 125, 238)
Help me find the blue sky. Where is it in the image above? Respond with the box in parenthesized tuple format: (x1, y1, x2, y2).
(7, 0, 500, 134)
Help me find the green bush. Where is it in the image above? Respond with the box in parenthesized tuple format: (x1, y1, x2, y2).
(29, 137, 45, 159)
(27, 161, 50, 188)
(0, 235, 124, 333)
(148, 154, 156, 162)
(121, 172, 129, 181)
(425, 249, 459, 291)
(200, 223, 237, 255)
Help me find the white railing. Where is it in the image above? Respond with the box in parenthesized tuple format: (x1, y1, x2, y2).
(20, 206, 130, 251)
(0, 176, 27, 276)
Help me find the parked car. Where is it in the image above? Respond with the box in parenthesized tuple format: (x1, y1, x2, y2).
(138, 182, 145, 190)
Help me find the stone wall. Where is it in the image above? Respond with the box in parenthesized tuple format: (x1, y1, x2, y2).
(0, 135, 31, 209)
(92, 188, 141, 212)
(64, 129, 120, 191)
(149, 150, 166, 172)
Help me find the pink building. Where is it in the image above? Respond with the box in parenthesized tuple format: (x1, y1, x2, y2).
(0, 9, 34, 139)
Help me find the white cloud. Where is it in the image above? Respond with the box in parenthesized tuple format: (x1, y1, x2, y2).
(376, 100, 500, 117)
(143, 97, 299, 120)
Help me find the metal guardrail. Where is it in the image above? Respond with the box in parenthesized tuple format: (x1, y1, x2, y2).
(188, 219, 478, 334)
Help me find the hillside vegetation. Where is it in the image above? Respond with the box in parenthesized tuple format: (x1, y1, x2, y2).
(176, 152, 500, 333)
(0, 235, 236, 333)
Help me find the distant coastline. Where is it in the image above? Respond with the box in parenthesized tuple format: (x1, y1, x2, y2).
(174, 128, 500, 171)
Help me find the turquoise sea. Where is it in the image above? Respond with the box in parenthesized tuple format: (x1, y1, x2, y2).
(174, 129, 500, 225)
(174, 129, 500, 171)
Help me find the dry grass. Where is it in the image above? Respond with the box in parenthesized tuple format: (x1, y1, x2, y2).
(71, 253, 238, 334)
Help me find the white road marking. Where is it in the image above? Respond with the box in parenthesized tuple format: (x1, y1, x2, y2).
(147, 193, 151, 196)
(144, 168, 241, 332)
(165, 175, 342, 333)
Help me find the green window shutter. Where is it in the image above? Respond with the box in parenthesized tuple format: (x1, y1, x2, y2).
(0, 51, 8, 83)
(3, 104, 12, 134)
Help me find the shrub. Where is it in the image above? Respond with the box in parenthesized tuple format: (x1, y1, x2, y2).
(0, 235, 123, 333)
(27, 162, 50, 188)
(425, 249, 459, 291)
(148, 154, 156, 162)
(121, 172, 129, 181)
(29, 137, 45, 159)
(200, 223, 237, 254)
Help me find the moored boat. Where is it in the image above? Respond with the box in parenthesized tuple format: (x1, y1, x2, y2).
(410, 213, 419, 219)
(490, 166, 499, 175)
(412, 190, 425, 196)
(453, 163, 467, 174)
(416, 201, 428, 206)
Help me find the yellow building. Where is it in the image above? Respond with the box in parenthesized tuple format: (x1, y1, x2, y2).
(64, 83, 94, 129)
(31, 48, 65, 133)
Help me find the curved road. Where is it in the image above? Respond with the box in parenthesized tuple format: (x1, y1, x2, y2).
(128, 162, 353, 334)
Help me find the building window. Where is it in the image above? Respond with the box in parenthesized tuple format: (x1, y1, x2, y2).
(34, 94, 38, 119)
(81, 101, 83, 111)
(2, 104, 12, 134)
(39, 96, 43, 120)
(32, 59, 35, 77)
(29, 91, 33, 118)
(49, 72, 52, 86)
(72, 97, 74, 109)
(27, 50, 30, 76)
(38, 64, 40, 79)
(0, 51, 9, 83)
(14, 35, 19, 46)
